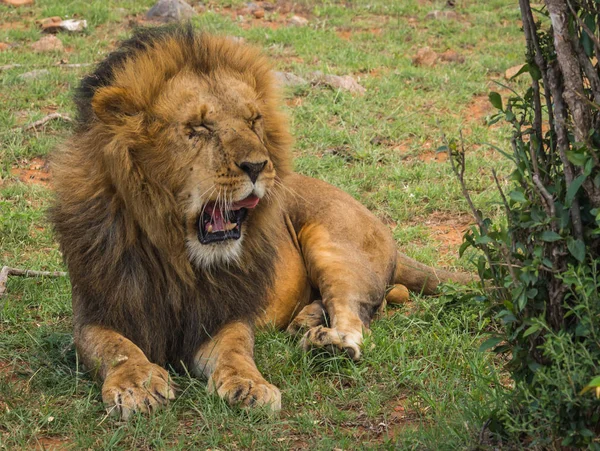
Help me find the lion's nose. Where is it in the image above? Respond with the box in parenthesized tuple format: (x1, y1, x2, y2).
(238, 160, 267, 184)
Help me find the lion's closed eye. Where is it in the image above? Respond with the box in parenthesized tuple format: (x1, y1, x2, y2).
(188, 123, 213, 139)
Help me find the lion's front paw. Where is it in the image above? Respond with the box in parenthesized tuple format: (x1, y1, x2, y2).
(208, 375, 281, 412)
(102, 361, 176, 419)
(300, 325, 364, 361)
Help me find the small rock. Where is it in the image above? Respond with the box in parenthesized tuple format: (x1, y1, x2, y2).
(505, 64, 526, 80)
(310, 71, 366, 95)
(273, 71, 308, 87)
(37, 16, 63, 33)
(0, 43, 10, 51)
(253, 8, 265, 19)
(228, 36, 246, 44)
(60, 19, 87, 32)
(18, 69, 50, 81)
(412, 47, 438, 67)
(289, 15, 308, 26)
(146, 0, 197, 22)
(261, 2, 275, 11)
(425, 10, 459, 20)
(31, 35, 63, 52)
(245, 2, 259, 12)
(439, 50, 464, 63)
(2, 0, 33, 6)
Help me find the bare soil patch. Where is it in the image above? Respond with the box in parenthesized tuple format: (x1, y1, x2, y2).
(10, 157, 51, 187)
(419, 211, 472, 260)
(34, 436, 72, 451)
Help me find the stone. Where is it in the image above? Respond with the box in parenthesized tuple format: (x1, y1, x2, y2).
(253, 8, 265, 19)
(146, 0, 197, 22)
(425, 10, 459, 20)
(439, 49, 464, 64)
(18, 69, 50, 81)
(31, 35, 63, 52)
(60, 19, 87, 32)
(310, 71, 366, 95)
(37, 16, 63, 33)
(289, 15, 308, 26)
(412, 47, 438, 67)
(0, 43, 10, 51)
(2, 0, 34, 6)
(273, 71, 307, 87)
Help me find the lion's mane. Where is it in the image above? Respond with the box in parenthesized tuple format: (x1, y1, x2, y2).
(50, 26, 292, 369)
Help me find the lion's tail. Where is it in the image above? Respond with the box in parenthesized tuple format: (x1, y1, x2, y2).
(385, 251, 473, 304)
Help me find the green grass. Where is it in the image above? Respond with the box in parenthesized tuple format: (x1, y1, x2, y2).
(1, 0, 525, 448)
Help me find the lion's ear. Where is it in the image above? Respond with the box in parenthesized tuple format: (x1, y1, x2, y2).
(91, 86, 139, 125)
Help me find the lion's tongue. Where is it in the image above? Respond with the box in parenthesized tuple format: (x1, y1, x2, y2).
(205, 195, 260, 232)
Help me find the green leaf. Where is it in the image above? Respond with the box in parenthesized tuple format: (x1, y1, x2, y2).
(488, 91, 503, 110)
(509, 190, 527, 203)
(475, 235, 492, 245)
(479, 336, 503, 352)
(528, 62, 542, 81)
(459, 240, 471, 257)
(567, 237, 586, 262)
(566, 150, 588, 166)
(523, 323, 541, 337)
(566, 174, 586, 206)
(579, 376, 600, 395)
(540, 231, 562, 242)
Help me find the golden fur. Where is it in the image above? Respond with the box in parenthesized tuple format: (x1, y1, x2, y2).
(51, 26, 468, 418)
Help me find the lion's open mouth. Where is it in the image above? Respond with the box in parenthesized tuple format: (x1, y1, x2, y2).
(197, 194, 260, 244)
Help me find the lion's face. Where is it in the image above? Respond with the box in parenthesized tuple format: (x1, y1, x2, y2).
(92, 72, 285, 268)
(151, 74, 278, 267)
(85, 34, 291, 269)
(171, 74, 277, 267)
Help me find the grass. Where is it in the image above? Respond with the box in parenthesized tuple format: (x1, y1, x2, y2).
(1, 0, 525, 448)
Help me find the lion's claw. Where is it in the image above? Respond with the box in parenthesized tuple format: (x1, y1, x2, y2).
(208, 375, 281, 412)
(300, 325, 364, 361)
(102, 362, 176, 419)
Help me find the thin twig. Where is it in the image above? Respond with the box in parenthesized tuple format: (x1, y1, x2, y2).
(492, 169, 512, 227)
(0, 266, 68, 297)
(532, 174, 556, 219)
(22, 113, 73, 131)
(0, 64, 22, 71)
(55, 63, 94, 68)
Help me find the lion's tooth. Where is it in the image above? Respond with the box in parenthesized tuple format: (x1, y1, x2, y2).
(206, 224, 213, 233)
(225, 222, 237, 231)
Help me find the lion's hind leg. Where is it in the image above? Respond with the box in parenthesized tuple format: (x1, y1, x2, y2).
(286, 300, 327, 335)
(295, 223, 395, 361)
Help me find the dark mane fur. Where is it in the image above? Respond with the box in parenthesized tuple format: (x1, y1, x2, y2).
(75, 25, 195, 127)
(50, 26, 291, 371)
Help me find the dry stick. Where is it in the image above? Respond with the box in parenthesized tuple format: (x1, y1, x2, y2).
(0, 266, 67, 297)
(22, 113, 73, 131)
(55, 63, 94, 68)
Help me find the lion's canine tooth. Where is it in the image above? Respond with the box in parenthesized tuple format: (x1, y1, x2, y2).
(225, 222, 237, 231)
(207, 224, 213, 233)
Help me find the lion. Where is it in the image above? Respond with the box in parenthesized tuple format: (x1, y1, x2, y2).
(50, 26, 469, 418)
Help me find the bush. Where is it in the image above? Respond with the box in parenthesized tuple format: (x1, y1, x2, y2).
(447, 0, 600, 446)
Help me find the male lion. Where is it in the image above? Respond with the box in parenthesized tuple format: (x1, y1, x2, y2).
(50, 26, 468, 418)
